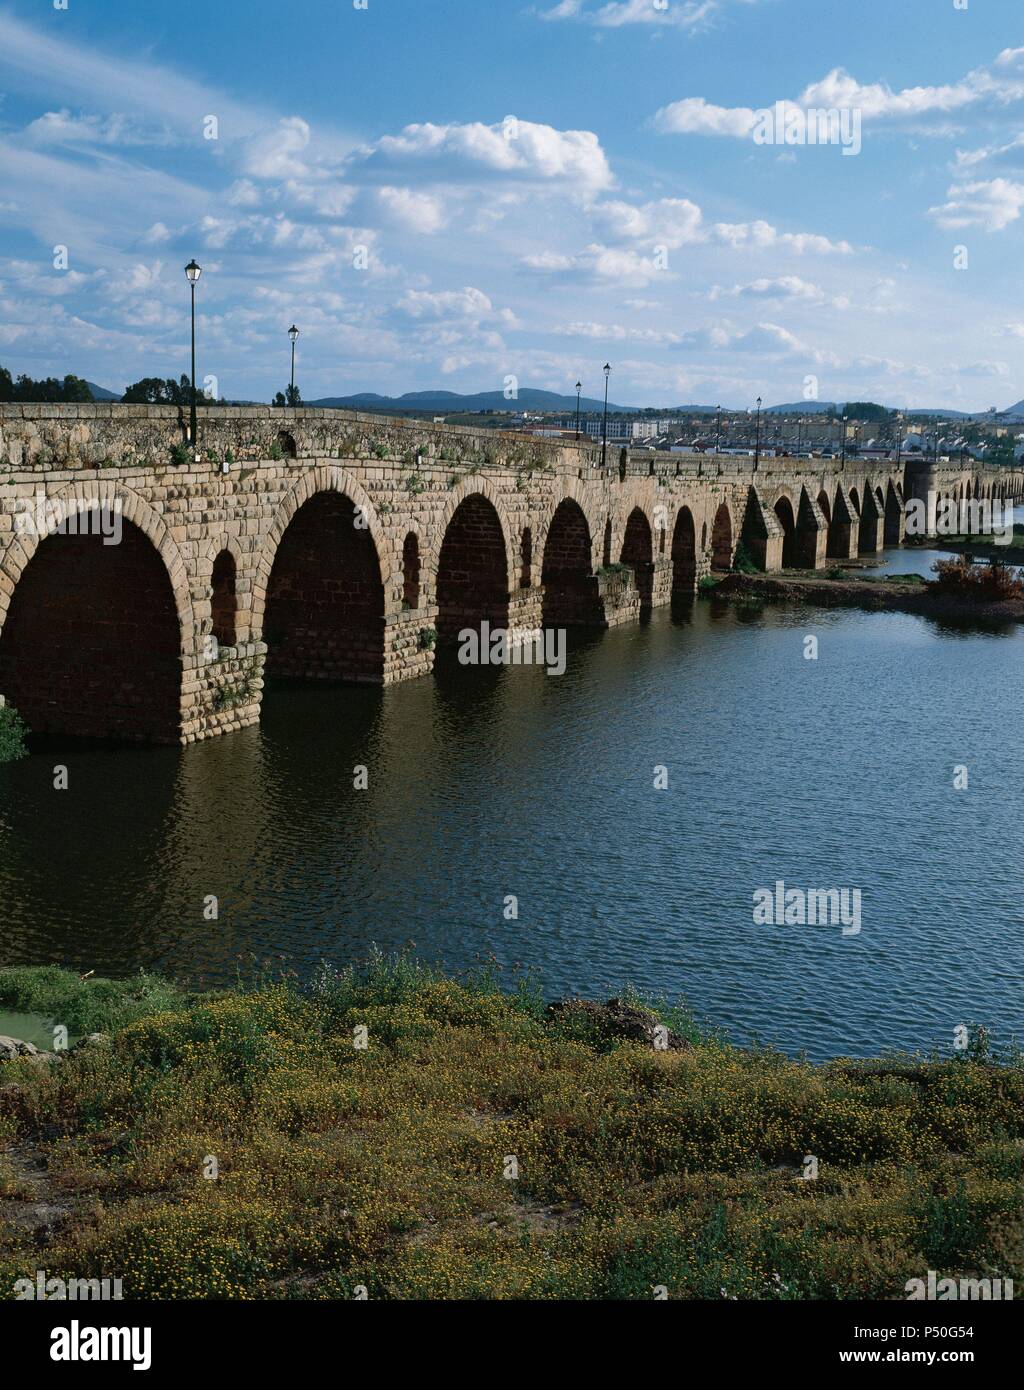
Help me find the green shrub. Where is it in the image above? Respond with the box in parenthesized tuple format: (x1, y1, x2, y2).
(2, 960, 1022, 1301)
(0, 704, 28, 763)
(731, 542, 761, 574)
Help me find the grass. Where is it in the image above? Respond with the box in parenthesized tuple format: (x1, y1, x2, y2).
(1, 958, 1022, 1300)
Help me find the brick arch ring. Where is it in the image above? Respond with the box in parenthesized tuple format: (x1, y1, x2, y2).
(251, 466, 396, 633)
(535, 479, 605, 577)
(0, 479, 197, 662)
(424, 475, 519, 598)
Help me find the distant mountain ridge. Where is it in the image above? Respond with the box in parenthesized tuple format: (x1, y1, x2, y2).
(308, 387, 635, 414)
(76, 379, 1024, 420)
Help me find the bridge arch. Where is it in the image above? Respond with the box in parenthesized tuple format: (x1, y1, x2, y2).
(884, 480, 903, 545)
(210, 550, 238, 649)
(857, 483, 883, 554)
(435, 490, 511, 647)
(671, 505, 697, 600)
(255, 467, 393, 624)
(772, 491, 799, 568)
(402, 531, 421, 610)
(620, 507, 654, 617)
(519, 527, 533, 589)
(0, 483, 192, 740)
(257, 471, 387, 684)
(541, 497, 601, 627)
(710, 502, 734, 570)
(200, 532, 248, 648)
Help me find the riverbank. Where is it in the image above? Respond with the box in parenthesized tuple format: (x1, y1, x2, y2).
(1, 961, 1021, 1300)
(712, 569, 1024, 623)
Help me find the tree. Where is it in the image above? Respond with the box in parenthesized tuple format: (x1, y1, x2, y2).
(0, 365, 93, 402)
(122, 374, 208, 405)
(843, 402, 890, 423)
(272, 384, 302, 407)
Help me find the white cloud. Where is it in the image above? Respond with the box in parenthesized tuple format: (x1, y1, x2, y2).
(554, 321, 683, 344)
(653, 97, 759, 138)
(24, 109, 172, 147)
(226, 180, 262, 208)
(520, 243, 673, 286)
(0, 10, 265, 138)
(358, 119, 613, 191)
(243, 117, 312, 179)
(654, 51, 1024, 142)
(142, 222, 172, 246)
(727, 321, 840, 366)
(796, 68, 977, 121)
(928, 177, 1024, 231)
(541, 0, 748, 30)
(710, 275, 832, 303)
(377, 187, 447, 233)
(589, 197, 703, 247)
(395, 287, 495, 320)
(712, 220, 853, 255)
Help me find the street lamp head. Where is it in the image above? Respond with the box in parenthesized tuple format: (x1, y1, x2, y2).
(603, 363, 611, 375)
(288, 324, 299, 343)
(184, 259, 202, 285)
(575, 380, 582, 392)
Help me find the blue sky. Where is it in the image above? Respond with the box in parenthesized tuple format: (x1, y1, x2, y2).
(1, 0, 1023, 408)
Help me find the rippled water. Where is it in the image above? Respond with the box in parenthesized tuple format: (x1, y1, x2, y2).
(1, 561, 1022, 1060)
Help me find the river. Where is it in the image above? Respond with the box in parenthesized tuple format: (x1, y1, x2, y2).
(1, 543, 1021, 1060)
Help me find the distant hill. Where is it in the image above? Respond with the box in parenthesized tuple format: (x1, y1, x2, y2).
(909, 408, 971, 419)
(766, 401, 980, 419)
(72, 378, 1018, 421)
(308, 387, 636, 414)
(86, 381, 120, 401)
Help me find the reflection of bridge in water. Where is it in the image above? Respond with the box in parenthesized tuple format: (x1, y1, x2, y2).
(1, 403, 1022, 745)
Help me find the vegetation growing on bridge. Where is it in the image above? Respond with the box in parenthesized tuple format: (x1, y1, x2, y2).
(0, 704, 28, 764)
(1, 959, 1021, 1300)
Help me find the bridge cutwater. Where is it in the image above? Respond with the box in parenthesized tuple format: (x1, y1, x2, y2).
(1, 403, 1021, 744)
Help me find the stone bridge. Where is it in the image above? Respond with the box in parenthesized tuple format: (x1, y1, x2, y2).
(0, 403, 1021, 744)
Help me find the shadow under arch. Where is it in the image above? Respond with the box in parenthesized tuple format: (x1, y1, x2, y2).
(435, 491, 510, 650)
(263, 490, 386, 683)
(541, 497, 602, 627)
(0, 517, 183, 742)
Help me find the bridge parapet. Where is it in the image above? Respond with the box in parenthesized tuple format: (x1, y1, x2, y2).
(0, 402, 601, 477)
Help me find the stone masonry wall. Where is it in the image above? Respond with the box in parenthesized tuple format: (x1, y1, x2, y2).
(1, 404, 1021, 744)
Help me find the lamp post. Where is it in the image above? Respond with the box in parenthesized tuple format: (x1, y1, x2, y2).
(841, 413, 848, 466)
(754, 396, 762, 469)
(184, 259, 202, 452)
(601, 363, 611, 469)
(895, 413, 903, 467)
(575, 380, 582, 441)
(288, 324, 299, 400)
(715, 405, 721, 455)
